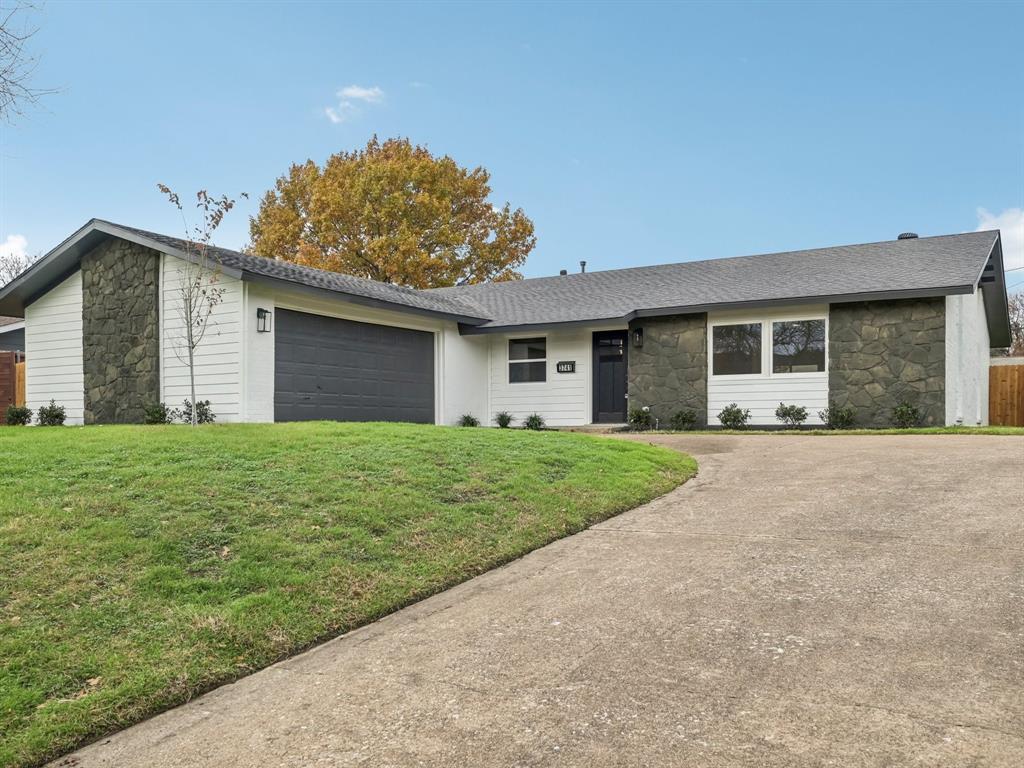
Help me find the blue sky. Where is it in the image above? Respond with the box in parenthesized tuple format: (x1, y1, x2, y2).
(2, 1, 1022, 289)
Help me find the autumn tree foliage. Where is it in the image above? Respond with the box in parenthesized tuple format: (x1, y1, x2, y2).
(248, 137, 536, 288)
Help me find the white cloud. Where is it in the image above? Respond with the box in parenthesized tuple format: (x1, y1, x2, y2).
(325, 84, 385, 124)
(976, 207, 1024, 274)
(1, 234, 27, 260)
(338, 85, 384, 103)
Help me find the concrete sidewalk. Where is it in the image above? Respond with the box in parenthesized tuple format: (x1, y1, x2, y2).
(57, 435, 1024, 767)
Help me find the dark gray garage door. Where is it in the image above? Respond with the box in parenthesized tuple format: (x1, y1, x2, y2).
(275, 309, 435, 423)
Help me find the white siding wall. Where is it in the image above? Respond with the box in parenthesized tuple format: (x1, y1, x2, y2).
(487, 325, 625, 427)
(241, 282, 276, 422)
(945, 289, 990, 426)
(159, 254, 244, 421)
(707, 305, 829, 426)
(25, 270, 84, 424)
(441, 326, 489, 425)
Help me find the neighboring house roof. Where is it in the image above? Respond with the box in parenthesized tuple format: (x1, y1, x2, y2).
(0, 220, 1011, 346)
(0, 316, 23, 329)
(433, 231, 1008, 336)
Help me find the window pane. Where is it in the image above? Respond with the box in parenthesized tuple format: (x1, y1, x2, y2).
(773, 320, 826, 373)
(712, 323, 762, 375)
(509, 338, 546, 361)
(509, 361, 546, 383)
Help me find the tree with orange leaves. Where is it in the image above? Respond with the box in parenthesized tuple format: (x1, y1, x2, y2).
(248, 137, 535, 289)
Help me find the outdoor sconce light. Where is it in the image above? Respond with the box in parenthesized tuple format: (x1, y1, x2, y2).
(256, 308, 272, 333)
(631, 327, 643, 348)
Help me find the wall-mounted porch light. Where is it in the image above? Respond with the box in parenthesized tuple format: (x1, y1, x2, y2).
(257, 308, 272, 333)
(631, 327, 643, 348)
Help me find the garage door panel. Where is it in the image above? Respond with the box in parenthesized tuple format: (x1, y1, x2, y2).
(275, 309, 435, 423)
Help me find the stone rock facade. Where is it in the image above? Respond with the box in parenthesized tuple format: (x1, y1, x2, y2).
(82, 239, 160, 424)
(828, 298, 945, 427)
(627, 314, 707, 427)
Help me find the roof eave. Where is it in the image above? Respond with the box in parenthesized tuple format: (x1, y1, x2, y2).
(978, 234, 1012, 348)
(458, 284, 976, 335)
(241, 272, 490, 325)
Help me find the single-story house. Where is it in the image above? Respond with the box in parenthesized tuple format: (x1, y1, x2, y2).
(0, 316, 25, 352)
(0, 220, 1011, 428)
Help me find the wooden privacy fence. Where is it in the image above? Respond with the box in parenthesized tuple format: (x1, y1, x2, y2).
(989, 362, 1024, 427)
(15, 360, 25, 406)
(0, 351, 22, 412)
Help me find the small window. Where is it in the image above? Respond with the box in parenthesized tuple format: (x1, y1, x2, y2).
(509, 337, 546, 383)
(712, 323, 762, 375)
(773, 320, 826, 373)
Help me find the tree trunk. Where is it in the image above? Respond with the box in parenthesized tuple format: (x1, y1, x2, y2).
(187, 321, 197, 427)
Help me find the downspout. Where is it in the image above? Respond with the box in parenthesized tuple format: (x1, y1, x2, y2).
(955, 294, 964, 425)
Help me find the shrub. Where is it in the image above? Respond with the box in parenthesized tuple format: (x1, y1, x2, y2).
(628, 406, 653, 431)
(179, 399, 215, 425)
(668, 409, 697, 431)
(4, 404, 32, 426)
(494, 411, 514, 428)
(144, 402, 176, 425)
(775, 402, 808, 428)
(818, 401, 856, 430)
(523, 412, 545, 431)
(36, 399, 66, 426)
(891, 400, 922, 429)
(457, 413, 480, 427)
(717, 403, 750, 430)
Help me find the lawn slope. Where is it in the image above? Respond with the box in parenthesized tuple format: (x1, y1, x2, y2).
(0, 422, 695, 766)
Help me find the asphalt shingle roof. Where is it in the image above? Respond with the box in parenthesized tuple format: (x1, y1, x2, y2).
(431, 231, 999, 328)
(102, 222, 488, 322)
(0, 316, 22, 328)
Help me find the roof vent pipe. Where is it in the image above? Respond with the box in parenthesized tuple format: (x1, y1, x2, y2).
(580, 260, 587, 273)
(897, 232, 919, 240)
(559, 269, 568, 276)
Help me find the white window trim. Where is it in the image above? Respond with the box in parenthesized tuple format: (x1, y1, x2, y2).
(708, 311, 828, 380)
(507, 335, 547, 385)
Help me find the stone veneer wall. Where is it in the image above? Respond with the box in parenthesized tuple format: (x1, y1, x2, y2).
(81, 239, 161, 424)
(828, 297, 945, 427)
(627, 314, 707, 427)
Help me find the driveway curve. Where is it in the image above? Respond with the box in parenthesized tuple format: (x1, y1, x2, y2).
(57, 435, 1024, 767)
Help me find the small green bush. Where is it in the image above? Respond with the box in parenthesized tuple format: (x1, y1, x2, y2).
(36, 399, 66, 426)
(628, 407, 654, 431)
(523, 412, 545, 431)
(494, 411, 514, 428)
(4, 404, 32, 426)
(144, 402, 176, 425)
(669, 409, 698, 431)
(179, 399, 215, 425)
(891, 400, 922, 429)
(457, 413, 480, 427)
(818, 401, 856, 430)
(775, 402, 808, 428)
(717, 403, 750, 430)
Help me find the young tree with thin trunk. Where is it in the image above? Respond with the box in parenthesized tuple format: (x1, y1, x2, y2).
(158, 185, 246, 426)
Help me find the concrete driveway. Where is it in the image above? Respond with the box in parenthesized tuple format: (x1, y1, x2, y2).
(59, 435, 1024, 767)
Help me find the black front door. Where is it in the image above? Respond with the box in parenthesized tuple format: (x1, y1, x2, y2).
(592, 330, 628, 423)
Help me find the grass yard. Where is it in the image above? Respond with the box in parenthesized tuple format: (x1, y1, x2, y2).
(0, 422, 695, 767)
(643, 426, 1024, 435)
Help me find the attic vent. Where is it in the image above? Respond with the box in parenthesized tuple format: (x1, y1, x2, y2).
(897, 232, 918, 240)
(559, 269, 568, 276)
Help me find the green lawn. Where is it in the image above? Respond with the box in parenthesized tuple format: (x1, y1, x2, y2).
(644, 426, 1024, 436)
(0, 422, 695, 767)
